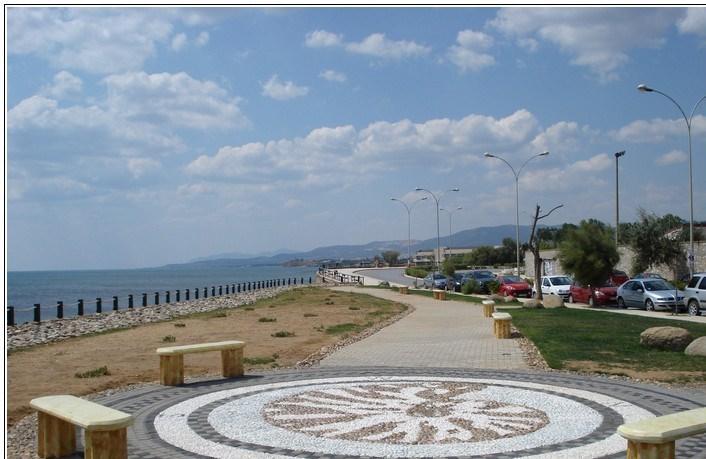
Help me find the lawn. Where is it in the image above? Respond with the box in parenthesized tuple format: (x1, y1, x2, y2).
(504, 307, 706, 382)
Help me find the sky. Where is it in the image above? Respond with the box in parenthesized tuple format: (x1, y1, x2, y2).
(5, 6, 706, 271)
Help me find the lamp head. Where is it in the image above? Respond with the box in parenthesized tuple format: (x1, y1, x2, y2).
(483, 152, 495, 158)
(637, 84, 653, 93)
(415, 187, 423, 191)
(615, 150, 626, 158)
(421, 196, 428, 201)
(451, 188, 460, 192)
(539, 151, 549, 156)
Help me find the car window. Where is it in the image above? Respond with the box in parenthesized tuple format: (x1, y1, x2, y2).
(551, 276, 573, 285)
(644, 280, 673, 291)
(504, 275, 521, 282)
(624, 281, 636, 290)
(698, 277, 706, 290)
(688, 276, 700, 288)
(543, 279, 550, 286)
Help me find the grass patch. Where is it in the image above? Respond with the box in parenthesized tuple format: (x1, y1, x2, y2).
(325, 323, 361, 335)
(348, 306, 360, 310)
(258, 317, 277, 323)
(162, 335, 176, 343)
(243, 356, 276, 365)
(74, 366, 110, 379)
(173, 323, 186, 328)
(303, 313, 318, 317)
(505, 308, 706, 378)
(271, 330, 295, 338)
(244, 307, 255, 311)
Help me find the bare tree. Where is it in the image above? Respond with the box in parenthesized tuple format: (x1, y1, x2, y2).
(527, 204, 564, 301)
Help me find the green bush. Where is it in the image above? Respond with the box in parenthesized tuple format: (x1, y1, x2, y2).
(406, 267, 429, 278)
(672, 279, 687, 290)
(486, 280, 501, 294)
(462, 279, 480, 294)
(75, 366, 110, 379)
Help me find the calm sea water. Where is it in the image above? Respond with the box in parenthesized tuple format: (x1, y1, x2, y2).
(7, 264, 317, 325)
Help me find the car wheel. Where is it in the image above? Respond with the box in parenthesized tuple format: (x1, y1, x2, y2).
(645, 299, 655, 311)
(532, 290, 536, 298)
(568, 294, 575, 304)
(617, 297, 626, 309)
(588, 296, 595, 307)
(688, 300, 700, 316)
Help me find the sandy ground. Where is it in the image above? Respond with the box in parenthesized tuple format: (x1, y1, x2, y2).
(6, 287, 406, 426)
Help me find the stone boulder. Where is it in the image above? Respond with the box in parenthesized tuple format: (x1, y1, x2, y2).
(640, 327, 693, 351)
(542, 295, 565, 309)
(490, 294, 505, 302)
(522, 299, 543, 309)
(685, 336, 706, 357)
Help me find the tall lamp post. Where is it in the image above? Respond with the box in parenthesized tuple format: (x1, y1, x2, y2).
(638, 84, 706, 277)
(415, 187, 460, 272)
(614, 150, 626, 247)
(390, 196, 428, 266)
(441, 207, 463, 259)
(484, 151, 549, 276)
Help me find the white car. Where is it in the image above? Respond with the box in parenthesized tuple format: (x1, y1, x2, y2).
(533, 275, 573, 299)
(685, 273, 706, 316)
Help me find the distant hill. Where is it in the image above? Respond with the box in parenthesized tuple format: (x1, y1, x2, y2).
(165, 224, 538, 269)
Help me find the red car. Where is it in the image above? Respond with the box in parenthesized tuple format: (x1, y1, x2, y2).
(569, 281, 618, 306)
(497, 275, 532, 298)
(610, 270, 629, 287)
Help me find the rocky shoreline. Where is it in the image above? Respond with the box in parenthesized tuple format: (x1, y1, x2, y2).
(7, 286, 298, 352)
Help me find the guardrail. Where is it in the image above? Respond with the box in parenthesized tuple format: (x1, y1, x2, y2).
(317, 268, 364, 285)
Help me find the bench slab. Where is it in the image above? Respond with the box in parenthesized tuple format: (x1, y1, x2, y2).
(492, 312, 512, 321)
(157, 340, 245, 355)
(618, 407, 706, 443)
(30, 395, 133, 431)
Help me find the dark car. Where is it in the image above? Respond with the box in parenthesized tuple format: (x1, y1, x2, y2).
(450, 273, 464, 292)
(569, 281, 617, 307)
(461, 270, 497, 293)
(497, 275, 532, 298)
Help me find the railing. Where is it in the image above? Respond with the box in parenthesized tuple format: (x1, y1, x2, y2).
(317, 268, 364, 285)
(7, 277, 314, 326)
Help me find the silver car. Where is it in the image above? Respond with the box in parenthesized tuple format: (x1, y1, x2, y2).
(616, 279, 685, 311)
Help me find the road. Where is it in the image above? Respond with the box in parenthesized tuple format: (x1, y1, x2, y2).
(349, 267, 416, 286)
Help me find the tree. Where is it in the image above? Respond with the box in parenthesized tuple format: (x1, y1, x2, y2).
(381, 250, 400, 266)
(442, 258, 455, 277)
(624, 209, 686, 276)
(558, 220, 619, 291)
(527, 204, 563, 300)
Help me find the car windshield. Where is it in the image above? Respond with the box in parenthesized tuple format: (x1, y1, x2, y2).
(503, 276, 522, 283)
(550, 276, 572, 285)
(472, 271, 494, 279)
(433, 274, 446, 280)
(643, 280, 675, 291)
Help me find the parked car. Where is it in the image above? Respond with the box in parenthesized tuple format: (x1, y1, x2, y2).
(533, 275, 573, 299)
(632, 272, 666, 280)
(497, 275, 532, 298)
(684, 273, 706, 316)
(423, 273, 449, 290)
(450, 273, 464, 292)
(569, 280, 617, 306)
(461, 270, 497, 293)
(610, 269, 630, 286)
(616, 279, 685, 311)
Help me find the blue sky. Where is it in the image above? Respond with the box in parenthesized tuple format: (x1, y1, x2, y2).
(6, 6, 706, 270)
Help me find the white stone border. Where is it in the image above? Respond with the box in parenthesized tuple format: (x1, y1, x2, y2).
(154, 376, 654, 459)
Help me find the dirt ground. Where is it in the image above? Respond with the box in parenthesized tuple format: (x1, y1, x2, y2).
(564, 360, 706, 383)
(6, 287, 406, 426)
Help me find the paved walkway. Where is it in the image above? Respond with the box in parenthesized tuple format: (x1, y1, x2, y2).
(320, 286, 527, 370)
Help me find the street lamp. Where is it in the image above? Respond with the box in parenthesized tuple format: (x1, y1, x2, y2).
(390, 196, 428, 266)
(415, 187, 460, 272)
(614, 150, 626, 247)
(440, 207, 463, 259)
(638, 84, 706, 277)
(484, 151, 549, 276)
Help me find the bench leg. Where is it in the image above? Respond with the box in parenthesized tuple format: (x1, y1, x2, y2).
(221, 348, 244, 378)
(626, 439, 674, 459)
(493, 320, 511, 339)
(84, 428, 127, 459)
(160, 354, 184, 386)
(37, 411, 76, 458)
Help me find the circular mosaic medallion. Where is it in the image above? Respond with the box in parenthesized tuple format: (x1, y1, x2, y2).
(153, 376, 654, 458)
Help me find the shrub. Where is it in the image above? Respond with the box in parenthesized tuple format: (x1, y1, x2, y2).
(462, 279, 480, 295)
(326, 323, 360, 334)
(303, 313, 318, 317)
(75, 366, 110, 378)
(258, 317, 277, 322)
(406, 267, 429, 278)
(349, 306, 360, 310)
(162, 335, 176, 343)
(486, 280, 501, 294)
(173, 323, 186, 328)
(672, 279, 687, 290)
(243, 356, 276, 365)
(271, 331, 295, 338)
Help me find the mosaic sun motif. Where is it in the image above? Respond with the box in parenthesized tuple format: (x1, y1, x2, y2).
(262, 381, 549, 444)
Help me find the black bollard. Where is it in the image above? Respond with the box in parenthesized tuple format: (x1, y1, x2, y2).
(212, 286, 216, 296)
(57, 301, 64, 319)
(219, 285, 223, 296)
(204, 287, 208, 298)
(248, 282, 251, 291)
(155, 292, 160, 305)
(96, 298, 102, 314)
(309, 277, 312, 284)
(237, 284, 241, 293)
(176, 290, 181, 302)
(232, 283, 235, 293)
(7, 306, 15, 327)
(186, 288, 190, 301)
(113, 296, 119, 311)
(301, 277, 304, 284)
(195, 288, 199, 299)
(226, 285, 229, 295)
(294, 278, 297, 285)
(142, 293, 148, 307)
(78, 299, 84, 316)
(288, 278, 291, 285)
(34, 304, 41, 322)
(166, 291, 170, 303)
(128, 295, 134, 309)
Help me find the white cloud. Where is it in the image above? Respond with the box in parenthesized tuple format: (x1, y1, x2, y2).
(127, 157, 161, 178)
(40, 71, 83, 99)
(171, 33, 187, 51)
(531, 121, 598, 156)
(195, 31, 210, 46)
(345, 33, 431, 59)
(305, 29, 343, 48)
(319, 69, 347, 82)
(612, 115, 706, 143)
(261, 75, 309, 100)
(677, 7, 706, 38)
(447, 29, 495, 73)
(490, 7, 680, 81)
(518, 153, 611, 194)
(656, 149, 688, 165)
(517, 37, 539, 52)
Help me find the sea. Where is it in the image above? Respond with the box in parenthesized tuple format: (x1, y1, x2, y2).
(7, 264, 318, 325)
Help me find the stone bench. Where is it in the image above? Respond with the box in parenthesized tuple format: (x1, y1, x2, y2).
(156, 340, 245, 386)
(492, 312, 512, 339)
(30, 395, 133, 459)
(482, 300, 496, 318)
(433, 289, 446, 300)
(399, 286, 409, 294)
(617, 407, 706, 459)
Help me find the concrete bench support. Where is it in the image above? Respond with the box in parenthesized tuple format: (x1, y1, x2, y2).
(157, 340, 245, 386)
(492, 312, 512, 339)
(433, 290, 446, 300)
(482, 300, 495, 318)
(399, 286, 409, 295)
(30, 395, 133, 459)
(618, 407, 706, 459)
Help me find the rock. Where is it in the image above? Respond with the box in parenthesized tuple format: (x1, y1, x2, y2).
(503, 295, 516, 303)
(640, 327, 693, 351)
(522, 300, 543, 309)
(685, 336, 706, 356)
(542, 295, 565, 309)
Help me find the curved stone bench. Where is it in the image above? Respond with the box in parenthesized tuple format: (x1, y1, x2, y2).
(157, 340, 245, 386)
(482, 300, 496, 318)
(30, 395, 133, 459)
(617, 407, 706, 459)
(492, 312, 512, 339)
